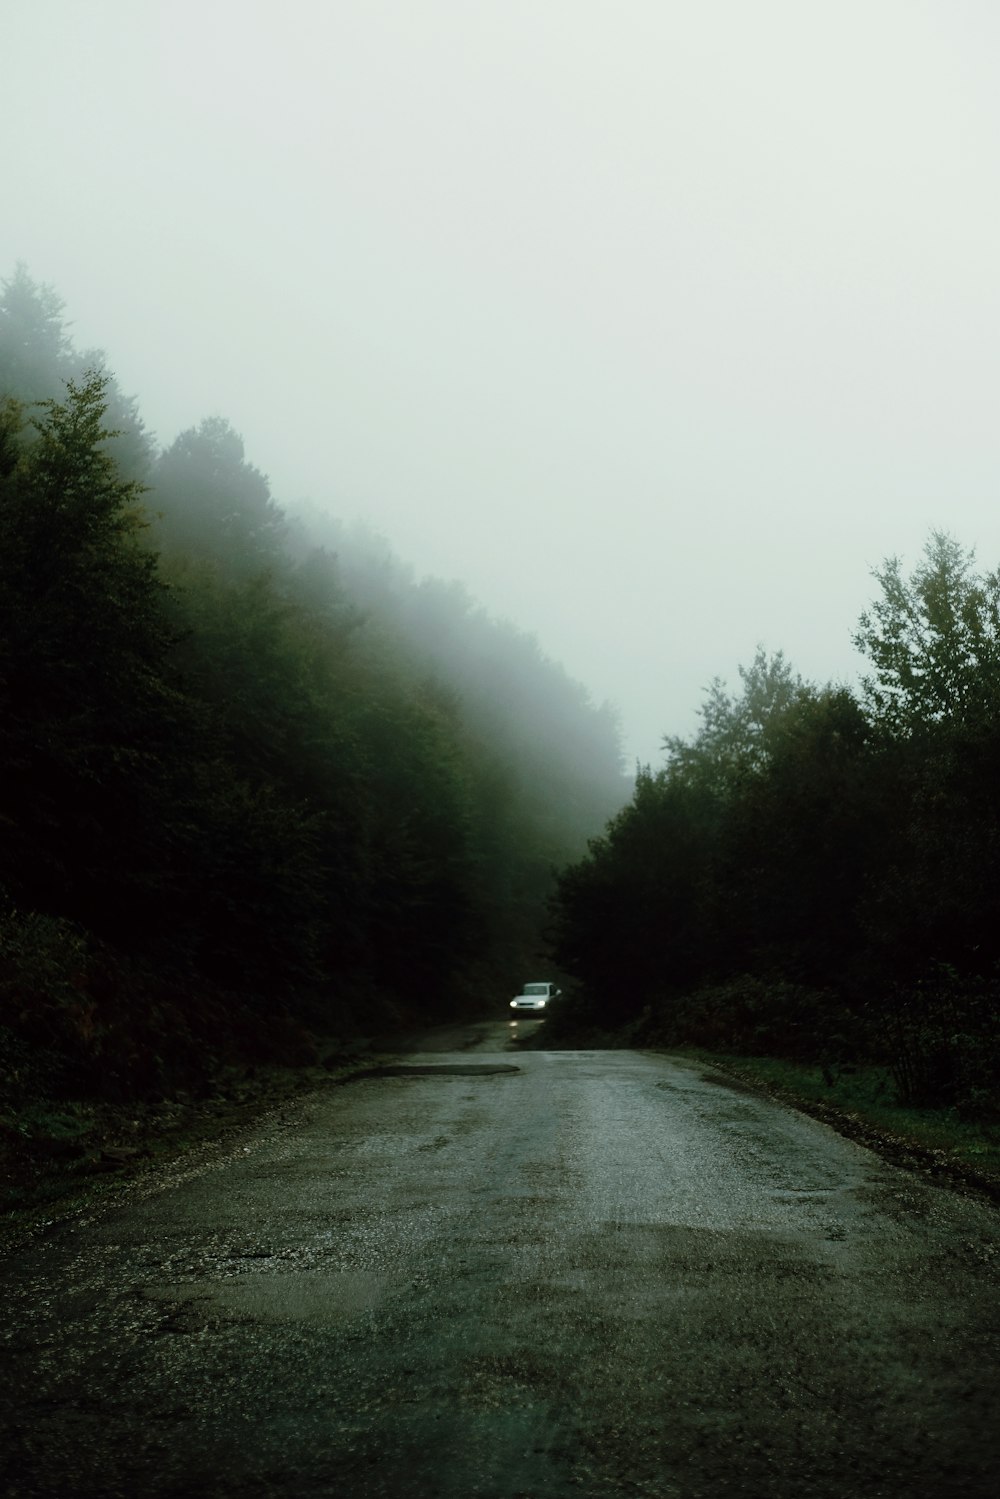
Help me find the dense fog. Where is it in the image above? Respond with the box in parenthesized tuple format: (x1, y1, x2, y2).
(7, 3, 1000, 762)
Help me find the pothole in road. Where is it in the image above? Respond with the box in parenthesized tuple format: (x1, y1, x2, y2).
(700, 1072, 760, 1095)
(357, 1064, 522, 1078)
(144, 1269, 389, 1326)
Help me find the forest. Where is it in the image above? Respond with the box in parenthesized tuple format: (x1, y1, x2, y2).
(0, 265, 627, 1108)
(551, 540, 1000, 1118)
(3, 263, 997, 1134)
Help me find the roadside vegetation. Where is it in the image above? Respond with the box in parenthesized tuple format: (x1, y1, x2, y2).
(548, 534, 1000, 1168)
(0, 264, 627, 1192)
(694, 1053, 1000, 1182)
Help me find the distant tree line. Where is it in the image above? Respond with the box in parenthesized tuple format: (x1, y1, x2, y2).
(0, 265, 627, 1099)
(551, 535, 1000, 1118)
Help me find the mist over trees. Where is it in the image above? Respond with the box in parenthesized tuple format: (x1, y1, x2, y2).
(0, 266, 626, 1099)
(551, 538, 1000, 1116)
(7, 262, 994, 1124)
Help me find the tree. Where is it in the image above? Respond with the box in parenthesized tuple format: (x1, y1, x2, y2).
(0, 371, 178, 929)
(552, 651, 878, 1036)
(851, 533, 1000, 978)
(0, 263, 72, 401)
(550, 765, 717, 1022)
(853, 531, 1000, 735)
(663, 647, 809, 792)
(0, 264, 153, 480)
(717, 684, 876, 986)
(152, 417, 287, 574)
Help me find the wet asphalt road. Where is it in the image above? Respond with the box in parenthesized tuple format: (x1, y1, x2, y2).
(1, 1020, 998, 1498)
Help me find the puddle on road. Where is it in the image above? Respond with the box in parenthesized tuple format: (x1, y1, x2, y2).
(357, 1064, 521, 1078)
(145, 1269, 389, 1326)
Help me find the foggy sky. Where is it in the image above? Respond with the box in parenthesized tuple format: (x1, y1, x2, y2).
(7, 1, 1000, 763)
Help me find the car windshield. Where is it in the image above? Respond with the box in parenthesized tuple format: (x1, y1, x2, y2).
(523, 984, 548, 995)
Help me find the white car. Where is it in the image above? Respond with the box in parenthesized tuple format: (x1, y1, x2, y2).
(510, 981, 561, 1014)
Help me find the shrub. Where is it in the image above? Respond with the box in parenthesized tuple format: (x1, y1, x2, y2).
(880, 968, 1000, 1120)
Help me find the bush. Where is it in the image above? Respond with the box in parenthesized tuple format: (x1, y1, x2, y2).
(879, 968, 1000, 1120)
(0, 901, 220, 1099)
(0, 905, 91, 1051)
(641, 975, 859, 1063)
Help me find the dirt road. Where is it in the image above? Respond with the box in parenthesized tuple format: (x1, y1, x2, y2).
(2, 1021, 997, 1496)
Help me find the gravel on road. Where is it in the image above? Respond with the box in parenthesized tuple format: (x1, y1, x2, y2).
(1, 1020, 997, 1497)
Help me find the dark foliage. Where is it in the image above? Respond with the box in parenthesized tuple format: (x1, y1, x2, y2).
(552, 541, 1000, 1117)
(0, 372, 181, 937)
(0, 268, 627, 1100)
